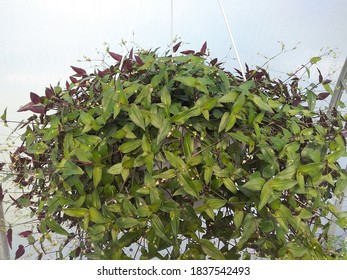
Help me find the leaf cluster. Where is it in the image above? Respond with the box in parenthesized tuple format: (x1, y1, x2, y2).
(8, 43, 347, 259)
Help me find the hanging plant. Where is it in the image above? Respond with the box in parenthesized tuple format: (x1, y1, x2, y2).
(6, 42, 347, 259)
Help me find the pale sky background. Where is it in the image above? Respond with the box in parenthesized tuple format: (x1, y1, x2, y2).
(0, 0, 346, 259)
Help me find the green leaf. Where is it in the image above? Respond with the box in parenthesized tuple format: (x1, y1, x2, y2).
(80, 111, 94, 125)
(46, 219, 69, 236)
(170, 209, 180, 238)
(119, 140, 142, 153)
(183, 132, 194, 158)
(129, 104, 146, 130)
(207, 198, 227, 209)
(310, 56, 321, 64)
(177, 173, 200, 198)
(237, 213, 257, 249)
(27, 142, 49, 155)
(170, 107, 201, 125)
(260, 145, 279, 171)
(306, 90, 316, 111)
(61, 160, 84, 177)
(175, 76, 196, 87)
(116, 217, 140, 229)
(242, 177, 266, 191)
(156, 118, 172, 145)
(93, 165, 102, 187)
(151, 214, 171, 243)
(218, 112, 230, 133)
(76, 135, 102, 145)
(219, 91, 238, 103)
(222, 178, 237, 194)
(267, 178, 297, 191)
(1, 107, 7, 126)
(164, 150, 186, 169)
(107, 163, 122, 175)
(225, 113, 237, 132)
(89, 207, 108, 224)
(259, 183, 272, 210)
(297, 163, 323, 175)
(153, 169, 177, 180)
(200, 239, 225, 260)
(231, 92, 246, 114)
(234, 210, 244, 229)
(63, 208, 89, 218)
(160, 86, 171, 107)
(228, 131, 251, 145)
(251, 95, 274, 113)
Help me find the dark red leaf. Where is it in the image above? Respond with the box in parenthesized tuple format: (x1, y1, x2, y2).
(292, 96, 301, 106)
(30, 105, 45, 114)
(7, 228, 12, 249)
(195, 52, 204, 57)
(70, 76, 78, 83)
(317, 92, 330, 100)
(15, 245, 25, 259)
(109, 52, 122, 62)
(122, 59, 133, 72)
(19, 230, 33, 238)
(30, 92, 40, 104)
(70, 65, 86, 76)
(45, 87, 54, 100)
(210, 58, 218, 66)
(129, 48, 134, 59)
(322, 79, 332, 85)
(254, 71, 264, 80)
(200, 41, 207, 54)
(173, 41, 182, 53)
(180, 50, 195, 55)
(17, 102, 34, 112)
(0, 162, 5, 171)
(0, 184, 4, 202)
(65, 80, 70, 91)
(98, 68, 111, 78)
(317, 68, 323, 83)
(134, 55, 144, 66)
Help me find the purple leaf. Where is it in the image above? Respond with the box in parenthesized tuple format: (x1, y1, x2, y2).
(70, 65, 87, 76)
(134, 55, 144, 66)
(0, 184, 3, 202)
(30, 105, 45, 114)
(98, 68, 111, 78)
(210, 58, 218, 66)
(109, 52, 122, 62)
(122, 59, 133, 72)
(200, 41, 207, 54)
(180, 50, 195, 55)
(17, 102, 34, 112)
(7, 228, 12, 249)
(19, 230, 33, 238)
(317, 92, 330, 100)
(15, 245, 25, 259)
(322, 79, 332, 85)
(129, 47, 134, 59)
(30, 92, 40, 104)
(45, 87, 54, 99)
(70, 76, 78, 83)
(173, 41, 182, 53)
(292, 96, 301, 106)
(317, 68, 323, 83)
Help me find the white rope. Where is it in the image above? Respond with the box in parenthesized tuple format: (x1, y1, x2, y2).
(218, 0, 246, 81)
(116, 0, 143, 80)
(171, 0, 175, 56)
